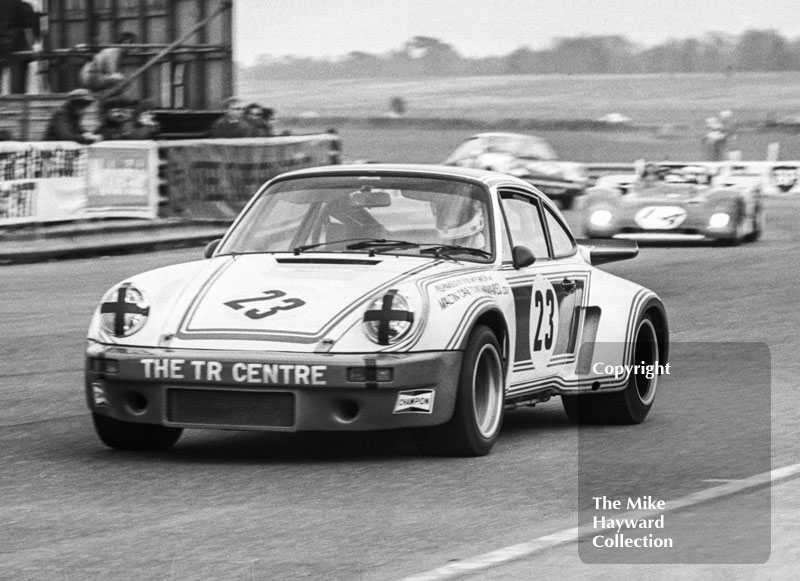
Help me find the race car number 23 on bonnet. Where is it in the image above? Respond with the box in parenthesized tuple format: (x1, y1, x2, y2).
(85, 164, 668, 456)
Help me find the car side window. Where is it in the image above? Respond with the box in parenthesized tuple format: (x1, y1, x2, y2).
(543, 206, 577, 258)
(499, 191, 549, 261)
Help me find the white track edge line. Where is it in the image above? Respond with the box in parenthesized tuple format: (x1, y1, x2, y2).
(400, 463, 800, 581)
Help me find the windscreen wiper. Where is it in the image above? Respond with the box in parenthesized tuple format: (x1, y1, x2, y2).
(346, 238, 418, 250)
(346, 239, 420, 257)
(420, 244, 492, 261)
(293, 238, 379, 254)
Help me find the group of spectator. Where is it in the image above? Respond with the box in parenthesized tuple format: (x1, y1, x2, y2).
(42, 30, 163, 143)
(42, 89, 160, 144)
(207, 97, 276, 138)
(5, 18, 278, 144)
(40, 91, 278, 144)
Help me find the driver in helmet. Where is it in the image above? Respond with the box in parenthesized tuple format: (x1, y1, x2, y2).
(431, 194, 487, 250)
(636, 161, 662, 186)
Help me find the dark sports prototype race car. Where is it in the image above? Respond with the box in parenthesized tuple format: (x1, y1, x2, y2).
(443, 132, 589, 209)
(583, 162, 763, 244)
(86, 164, 668, 457)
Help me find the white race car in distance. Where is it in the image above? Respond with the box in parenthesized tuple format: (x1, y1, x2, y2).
(443, 133, 589, 209)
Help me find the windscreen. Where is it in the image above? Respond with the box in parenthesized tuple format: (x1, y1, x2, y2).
(217, 174, 494, 261)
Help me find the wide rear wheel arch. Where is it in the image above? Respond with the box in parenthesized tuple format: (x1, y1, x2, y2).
(562, 311, 661, 425)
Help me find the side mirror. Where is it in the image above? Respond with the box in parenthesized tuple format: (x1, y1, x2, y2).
(204, 238, 221, 258)
(512, 245, 535, 268)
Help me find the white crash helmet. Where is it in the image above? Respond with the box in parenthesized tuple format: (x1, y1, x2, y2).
(431, 195, 485, 243)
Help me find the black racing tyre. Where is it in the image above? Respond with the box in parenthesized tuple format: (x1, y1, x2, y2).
(743, 205, 763, 243)
(719, 202, 746, 246)
(92, 413, 183, 451)
(562, 314, 659, 425)
(415, 325, 504, 457)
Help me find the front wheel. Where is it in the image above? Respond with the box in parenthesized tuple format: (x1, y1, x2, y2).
(415, 325, 505, 456)
(562, 314, 660, 424)
(92, 413, 183, 451)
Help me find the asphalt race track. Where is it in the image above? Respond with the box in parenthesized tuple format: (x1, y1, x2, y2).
(1, 197, 799, 580)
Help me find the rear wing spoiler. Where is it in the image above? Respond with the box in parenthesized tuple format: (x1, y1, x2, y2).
(576, 239, 639, 266)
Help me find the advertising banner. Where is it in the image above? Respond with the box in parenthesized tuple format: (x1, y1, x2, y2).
(0, 141, 160, 226)
(160, 134, 341, 219)
(86, 142, 160, 219)
(1, 134, 340, 225)
(0, 141, 87, 226)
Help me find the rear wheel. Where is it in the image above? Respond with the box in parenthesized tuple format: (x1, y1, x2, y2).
(743, 205, 763, 242)
(93, 413, 183, 451)
(719, 202, 747, 246)
(415, 325, 504, 456)
(562, 314, 659, 424)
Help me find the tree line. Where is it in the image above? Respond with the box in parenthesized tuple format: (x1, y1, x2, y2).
(239, 30, 800, 80)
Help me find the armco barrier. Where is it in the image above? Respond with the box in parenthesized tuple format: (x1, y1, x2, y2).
(720, 160, 800, 196)
(585, 163, 637, 184)
(585, 160, 800, 194)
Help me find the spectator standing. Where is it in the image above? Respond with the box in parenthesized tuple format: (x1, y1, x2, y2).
(703, 116, 728, 162)
(244, 103, 275, 137)
(43, 88, 97, 144)
(208, 97, 253, 138)
(23, 0, 43, 93)
(718, 109, 738, 158)
(79, 31, 136, 93)
(0, 0, 35, 94)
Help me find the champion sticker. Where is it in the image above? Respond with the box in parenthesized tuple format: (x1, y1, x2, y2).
(393, 390, 435, 414)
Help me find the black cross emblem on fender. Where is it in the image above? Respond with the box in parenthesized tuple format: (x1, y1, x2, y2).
(363, 289, 414, 345)
(100, 286, 149, 336)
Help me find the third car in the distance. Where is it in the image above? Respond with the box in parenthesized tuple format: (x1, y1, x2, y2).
(443, 132, 589, 209)
(583, 162, 762, 244)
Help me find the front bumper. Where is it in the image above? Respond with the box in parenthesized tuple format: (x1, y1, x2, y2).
(588, 228, 737, 242)
(85, 342, 462, 431)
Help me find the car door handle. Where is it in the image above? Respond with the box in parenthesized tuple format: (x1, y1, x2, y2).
(561, 277, 576, 293)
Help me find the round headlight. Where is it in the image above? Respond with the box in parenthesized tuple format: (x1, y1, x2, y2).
(100, 284, 150, 337)
(590, 210, 613, 227)
(362, 291, 414, 345)
(708, 213, 731, 228)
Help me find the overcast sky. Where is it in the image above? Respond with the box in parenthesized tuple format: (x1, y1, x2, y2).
(234, 0, 800, 65)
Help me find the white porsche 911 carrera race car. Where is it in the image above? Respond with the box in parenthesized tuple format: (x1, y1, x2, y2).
(85, 164, 668, 456)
